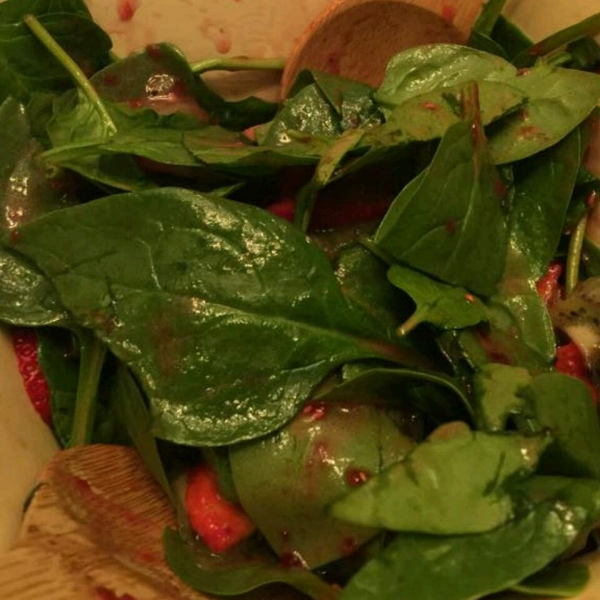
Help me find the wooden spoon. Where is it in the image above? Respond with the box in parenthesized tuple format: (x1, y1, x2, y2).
(281, 0, 486, 97)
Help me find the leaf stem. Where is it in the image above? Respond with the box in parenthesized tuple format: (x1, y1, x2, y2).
(69, 333, 107, 447)
(191, 57, 285, 75)
(398, 312, 423, 337)
(23, 14, 116, 135)
(566, 215, 588, 296)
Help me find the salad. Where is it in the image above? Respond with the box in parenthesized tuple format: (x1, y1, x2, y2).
(3, 0, 600, 598)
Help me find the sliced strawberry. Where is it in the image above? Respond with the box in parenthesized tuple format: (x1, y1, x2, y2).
(536, 262, 564, 307)
(185, 464, 255, 553)
(10, 328, 52, 425)
(556, 342, 599, 403)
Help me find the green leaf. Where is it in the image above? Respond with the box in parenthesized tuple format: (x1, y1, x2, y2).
(112, 364, 174, 503)
(295, 128, 364, 231)
(290, 69, 383, 130)
(375, 44, 516, 111)
(8, 188, 411, 446)
(491, 15, 533, 60)
(374, 88, 509, 297)
(373, 80, 526, 144)
(0, 0, 92, 23)
(0, 13, 111, 103)
(230, 403, 413, 568)
(488, 65, 600, 164)
(512, 563, 590, 598)
(473, 363, 532, 432)
(163, 529, 338, 600)
(509, 126, 586, 278)
(524, 373, 600, 480)
(513, 11, 600, 68)
(470, 0, 508, 38)
(331, 422, 546, 534)
(315, 363, 472, 425)
(340, 498, 589, 600)
(387, 264, 487, 335)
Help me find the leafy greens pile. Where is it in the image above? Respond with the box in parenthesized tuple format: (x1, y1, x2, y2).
(5, 0, 600, 599)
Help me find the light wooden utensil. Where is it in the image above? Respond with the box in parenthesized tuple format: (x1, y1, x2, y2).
(281, 0, 487, 97)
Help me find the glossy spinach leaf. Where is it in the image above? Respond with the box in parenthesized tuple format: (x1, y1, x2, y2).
(163, 528, 338, 600)
(512, 563, 590, 598)
(488, 65, 600, 164)
(473, 363, 532, 432)
(331, 422, 546, 534)
(372, 79, 526, 145)
(290, 69, 383, 130)
(46, 89, 153, 191)
(315, 363, 472, 424)
(261, 84, 341, 147)
(374, 90, 509, 297)
(0, 247, 67, 326)
(374, 44, 516, 111)
(513, 11, 600, 68)
(524, 373, 600, 480)
(509, 126, 586, 279)
(230, 403, 413, 568)
(0, 13, 111, 104)
(334, 245, 413, 341)
(9, 188, 414, 446)
(387, 264, 487, 335)
(340, 497, 589, 600)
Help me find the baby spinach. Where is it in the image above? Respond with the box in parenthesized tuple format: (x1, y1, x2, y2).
(230, 403, 413, 568)
(0, 13, 111, 103)
(509, 126, 586, 278)
(8, 188, 414, 446)
(0, 0, 92, 23)
(491, 15, 533, 60)
(340, 497, 590, 600)
(163, 529, 338, 600)
(331, 423, 546, 535)
(524, 373, 600, 480)
(473, 363, 532, 432)
(374, 44, 516, 111)
(387, 264, 487, 335)
(375, 89, 509, 297)
(512, 563, 590, 598)
(488, 65, 600, 164)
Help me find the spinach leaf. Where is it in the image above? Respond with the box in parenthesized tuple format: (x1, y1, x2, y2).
(163, 528, 338, 600)
(524, 373, 600, 480)
(468, 31, 509, 59)
(112, 364, 174, 503)
(315, 364, 472, 424)
(334, 245, 413, 341)
(8, 188, 416, 446)
(0, 13, 111, 104)
(374, 88, 509, 297)
(509, 126, 586, 278)
(387, 264, 487, 335)
(492, 15, 532, 58)
(331, 422, 546, 535)
(0, 0, 91, 23)
(513, 11, 600, 68)
(512, 563, 590, 598)
(230, 403, 413, 568)
(0, 247, 67, 326)
(46, 89, 153, 191)
(289, 70, 383, 130)
(473, 363, 532, 431)
(488, 65, 600, 164)
(340, 497, 589, 600)
(295, 129, 364, 231)
(374, 44, 516, 111)
(373, 80, 526, 144)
